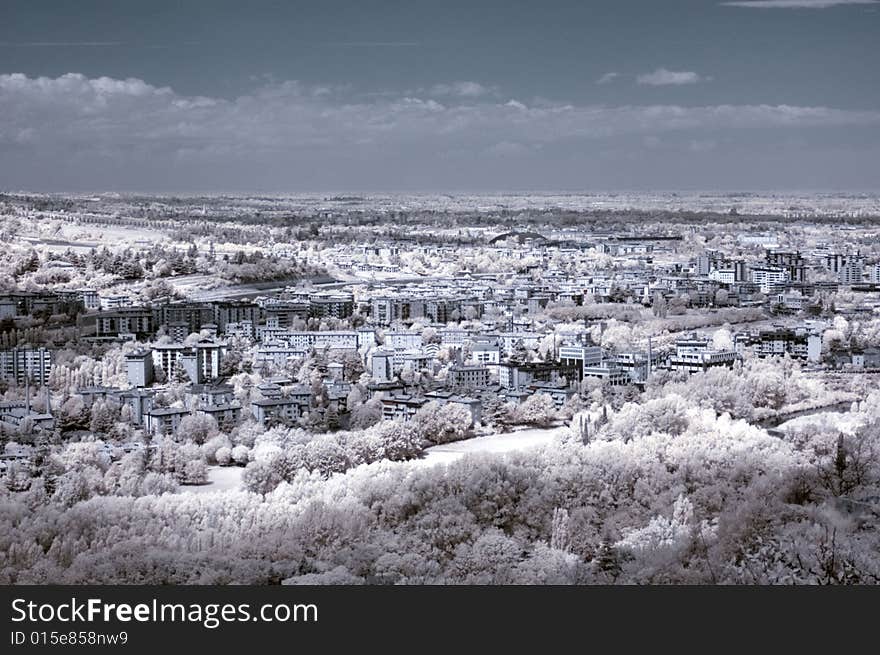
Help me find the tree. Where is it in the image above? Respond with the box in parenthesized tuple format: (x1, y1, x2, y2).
(712, 328, 734, 351)
(57, 397, 90, 432)
(421, 327, 441, 345)
(346, 385, 365, 411)
(482, 397, 513, 430)
(231, 444, 250, 466)
(324, 405, 341, 431)
(817, 430, 879, 497)
(514, 393, 557, 427)
(572, 411, 592, 444)
(550, 507, 571, 553)
(179, 459, 208, 486)
(511, 339, 529, 363)
(88, 401, 118, 435)
(303, 438, 350, 475)
(400, 361, 416, 386)
(4, 461, 33, 492)
(50, 470, 92, 506)
(350, 399, 382, 430)
(608, 285, 629, 304)
(749, 369, 787, 410)
(374, 421, 423, 460)
(242, 460, 282, 495)
(412, 401, 473, 445)
(668, 294, 689, 315)
(652, 292, 668, 318)
(177, 413, 219, 445)
(219, 349, 243, 377)
(215, 446, 232, 466)
(202, 434, 232, 462)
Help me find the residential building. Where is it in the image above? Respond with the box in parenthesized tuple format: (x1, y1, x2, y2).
(126, 349, 154, 388)
(447, 364, 491, 390)
(0, 347, 53, 386)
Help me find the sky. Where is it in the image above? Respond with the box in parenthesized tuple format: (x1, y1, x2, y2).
(1, 0, 878, 192)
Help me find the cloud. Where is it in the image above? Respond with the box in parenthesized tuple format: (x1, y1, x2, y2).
(721, 0, 878, 8)
(596, 72, 620, 85)
(428, 82, 492, 98)
(1, 73, 878, 189)
(637, 69, 706, 86)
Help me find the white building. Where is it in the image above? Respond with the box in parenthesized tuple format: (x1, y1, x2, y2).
(256, 343, 305, 369)
(582, 363, 630, 386)
(750, 266, 789, 293)
(386, 330, 423, 351)
(470, 341, 501, 367)
(99, 294, 133, 310)
(709, 269, 736, 285)
(668, 335, 737, 373)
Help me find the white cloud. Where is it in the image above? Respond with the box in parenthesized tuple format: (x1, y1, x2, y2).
(428, 81, 491, 98)
(721, 0, 878, 8)
(4, 73, 878, 148)
(596, 72, 619, 85)
(504, 99, 528, 110)
(1, 73, 878, 188)
(637, 69, 706, 86)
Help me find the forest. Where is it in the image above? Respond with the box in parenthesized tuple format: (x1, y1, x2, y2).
(3, 374, 878, 584)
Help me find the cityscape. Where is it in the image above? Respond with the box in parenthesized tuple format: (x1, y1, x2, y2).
(2, 191, 880, 584)
(2, 0, 879, 589)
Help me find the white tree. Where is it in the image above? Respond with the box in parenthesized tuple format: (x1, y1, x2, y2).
(712, 327, 734, 351)
(412, 401, 473, 444)
(215, 446, 232, 466)
(514, 393, 557, 427)
(177, 413, 219, 445)
(231, 444, 250, 466)
(179, 459, 208, 486)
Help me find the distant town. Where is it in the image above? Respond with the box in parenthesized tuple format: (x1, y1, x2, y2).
(3, 191, 880, 584)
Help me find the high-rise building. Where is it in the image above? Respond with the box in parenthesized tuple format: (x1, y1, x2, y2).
(0, 347, 53, 386)
(838, 258, 864, 286)
(766, 251, 806, 283)
(126, 349, 154, 388)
